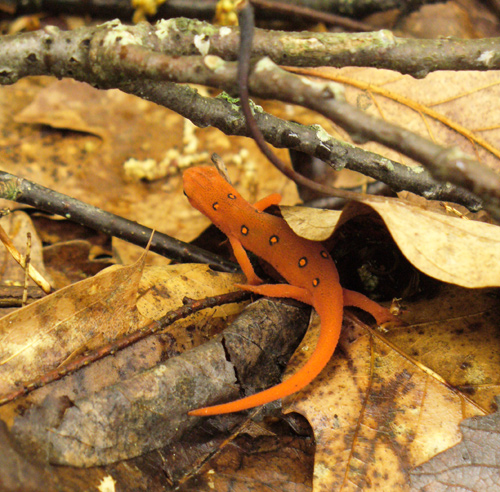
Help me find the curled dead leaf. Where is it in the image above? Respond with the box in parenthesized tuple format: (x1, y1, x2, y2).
(282, 197, 500, 288)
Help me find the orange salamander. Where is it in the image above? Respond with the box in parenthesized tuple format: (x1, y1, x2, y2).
(183, 166, 397, 416)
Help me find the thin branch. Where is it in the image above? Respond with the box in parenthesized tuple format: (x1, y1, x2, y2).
(244, 59, 500, 214)
(236, 5, 495, 214)
(0, 223, 51, 293)
(237, 3, 370, 201)
(111, 46, 486, 210)
(93, 43, 481, 208)
(22, 232, 31, 306)
(250, 0, 374, 31)
(0, 171, 239, 273)
(130, 77, 487, 211)
(0, 290, 251, 406)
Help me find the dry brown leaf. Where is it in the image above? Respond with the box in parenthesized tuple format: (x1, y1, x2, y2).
(20, 340, 235, 467)
(43, 239, 114, 289)
(410, 396, 500, 490)
(0, 414, 151, 492)
(281, 197, 500, 288)
(275, 281, 499, 491)
(137, 263, 245, 322)
(283, 316, 485, 489)
(5, 79, 302, 265)
(180, 435, 314, 492)
(279, 206, 343, 242)
(0, 248, 147, 400)
(0, 418, 49, 491)
(15, 79, 113, 140)
(384, 284, 500, 412)
(2, 264, 243, 444)
(9, 264, 249, 467)
(399, 2, 485, 38)
(36, 297, 307, 467)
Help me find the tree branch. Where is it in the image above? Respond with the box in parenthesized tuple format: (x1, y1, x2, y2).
(1, 20, 500, 83)
(0, 20, 495, 213)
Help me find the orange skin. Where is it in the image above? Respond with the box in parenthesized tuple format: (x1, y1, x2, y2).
(183, 166, 397, 416)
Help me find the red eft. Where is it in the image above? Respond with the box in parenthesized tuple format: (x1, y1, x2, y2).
(183, 166, 397, 416)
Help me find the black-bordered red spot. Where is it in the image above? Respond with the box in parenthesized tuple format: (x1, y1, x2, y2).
(228, 193, 236, 200)
(241, 225, 249, 236)
(212, 202, 219, 210)
(298, 257, 308, 268)
(312, 278, 320, 287)
(269, 235, 279, 246)
(320, 250, 329, 259)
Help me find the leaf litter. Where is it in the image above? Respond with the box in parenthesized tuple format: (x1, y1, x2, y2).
(411, 396, 500, 490)
(3, 54, 500, 492)
(283, 309, 489, 490)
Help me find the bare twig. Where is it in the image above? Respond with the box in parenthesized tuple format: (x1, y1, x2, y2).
(22, 232, 31, 306)
(243, 59, 500, 214)
(111, 48, 488, 211)
(0, 290, 251, 406)
(0, 21, 499, 84)
(0, 172, 239, 273)
(250, 0, 374, 31)
(104, 45, 481, 209)
(238, 3, 369, 201)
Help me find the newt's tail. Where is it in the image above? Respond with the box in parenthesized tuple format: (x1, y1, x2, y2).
(188, 297, 343, 416)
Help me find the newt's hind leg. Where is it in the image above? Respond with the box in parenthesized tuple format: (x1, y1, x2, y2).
(343, 289, 400, 325)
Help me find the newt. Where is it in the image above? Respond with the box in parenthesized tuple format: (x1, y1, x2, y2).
(183, 166, 397, 416)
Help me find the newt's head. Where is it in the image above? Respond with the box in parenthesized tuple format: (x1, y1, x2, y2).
(183, 166, 255, 237)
